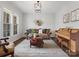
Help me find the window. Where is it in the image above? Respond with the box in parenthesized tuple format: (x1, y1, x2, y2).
(3, 8, 18, 36)
(13, 15, 17, 34)
(3, 11, 10, 37)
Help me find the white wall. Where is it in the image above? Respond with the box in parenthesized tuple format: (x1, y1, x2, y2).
(0, 1, 23, 42)
(55, 2, 79, 30)
(23, 13, 55, 33)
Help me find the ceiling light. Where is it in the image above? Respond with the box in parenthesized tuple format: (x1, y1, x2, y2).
(34, 1, 41, 13)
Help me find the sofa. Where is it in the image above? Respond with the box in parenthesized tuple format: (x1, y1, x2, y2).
(55, 28, 79, 55)
(25, 29, 51, 40)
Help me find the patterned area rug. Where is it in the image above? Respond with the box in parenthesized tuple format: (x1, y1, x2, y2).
(14, 39, 68, 57)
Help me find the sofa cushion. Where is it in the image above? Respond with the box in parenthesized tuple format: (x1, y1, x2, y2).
(6, 42, 15, 53)
(57, 28, 70, 37)
(0, 47, 5, 56)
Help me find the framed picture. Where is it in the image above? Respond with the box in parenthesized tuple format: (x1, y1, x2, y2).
(76, 8, 79, 21)
(63, 13, 70, 23)
(71, 10, 76, 22)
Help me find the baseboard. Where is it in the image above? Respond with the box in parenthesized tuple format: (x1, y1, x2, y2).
(13, 37, 26, 47)
(51, 37, 56, 40)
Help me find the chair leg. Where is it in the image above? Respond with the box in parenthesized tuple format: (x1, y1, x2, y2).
(11, 52, 14, 57)
(40, 44, 43, 48)
(30, 44, 31, 48)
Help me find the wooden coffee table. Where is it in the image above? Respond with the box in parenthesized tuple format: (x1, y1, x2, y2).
(30, 36, 44, 48)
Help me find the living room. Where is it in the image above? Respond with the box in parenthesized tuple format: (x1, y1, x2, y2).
(0, 0, 79, 57)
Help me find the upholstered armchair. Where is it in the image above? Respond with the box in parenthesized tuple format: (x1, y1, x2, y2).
(40, 29, 51, 39)
(0, 37, 15, 57)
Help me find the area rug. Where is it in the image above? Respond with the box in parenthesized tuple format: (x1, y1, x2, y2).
(14, 39, 68, 57)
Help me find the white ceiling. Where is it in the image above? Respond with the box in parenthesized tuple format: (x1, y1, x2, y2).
(12, 1, 67, 14)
